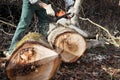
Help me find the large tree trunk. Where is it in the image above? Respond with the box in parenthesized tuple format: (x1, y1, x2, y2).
(6, 32, 61, 80)
(48, 25, 87, 63)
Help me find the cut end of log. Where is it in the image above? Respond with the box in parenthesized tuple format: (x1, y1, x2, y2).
(6, 32, 61, 80)
(54, 32, 87, 63)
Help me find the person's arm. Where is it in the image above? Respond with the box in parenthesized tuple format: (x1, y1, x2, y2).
(64, 0, 74, 8)
(29, 0, 47, 8)
(29, 0, 55, 16)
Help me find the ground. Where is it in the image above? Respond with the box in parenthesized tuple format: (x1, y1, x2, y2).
(0, 0, 120, 80)
(0, 45, 120, 80)
(53, 45, 120, 80)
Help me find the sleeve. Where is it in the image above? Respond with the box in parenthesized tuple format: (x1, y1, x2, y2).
(64, 0, 74, 8)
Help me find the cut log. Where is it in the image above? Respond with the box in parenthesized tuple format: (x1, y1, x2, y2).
(48, 26, 87, 63)
(6, 32, 61, 80)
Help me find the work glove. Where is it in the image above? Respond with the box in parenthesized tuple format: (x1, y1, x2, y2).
(44, 4, 55, 16)
(29, 0, 38, 4)
(67, 7, 75, 18)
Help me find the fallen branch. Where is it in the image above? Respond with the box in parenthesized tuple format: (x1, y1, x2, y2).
(0, 20, 16, 28)
(0, 29, 13, 35)
(79, 17, 120, 47)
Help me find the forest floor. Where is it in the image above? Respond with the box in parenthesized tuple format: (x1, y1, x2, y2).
(52, 45, 120, 80)
(0, 0, 120, 80)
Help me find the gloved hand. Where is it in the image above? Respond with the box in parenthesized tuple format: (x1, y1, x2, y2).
(67, 7, 75, 18)
(44, 4, 55, 16)
(29, 0, 38, 4)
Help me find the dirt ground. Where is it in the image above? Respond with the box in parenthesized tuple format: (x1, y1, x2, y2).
(0, 0, 120, 80)
(52, 45, 120, 80)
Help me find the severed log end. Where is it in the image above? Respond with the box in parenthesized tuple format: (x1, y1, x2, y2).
(55, 32, 87, 63)
(6, 32, 61, 80)
(48, 27, 87, 63)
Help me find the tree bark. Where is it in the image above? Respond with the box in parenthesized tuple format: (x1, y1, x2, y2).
(6, 32, 61, 80)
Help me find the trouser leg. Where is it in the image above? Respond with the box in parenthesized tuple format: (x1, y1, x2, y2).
(9, 0, 34, 54)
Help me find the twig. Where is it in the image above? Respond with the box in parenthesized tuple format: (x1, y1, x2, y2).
(0, 20, 16, 28)
(79, 17, 120, 47)
(102, 66, 120, 79)
(0, 29, 13, 35)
